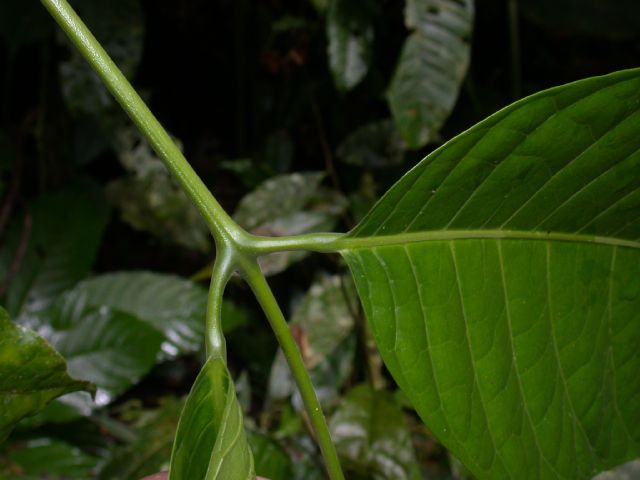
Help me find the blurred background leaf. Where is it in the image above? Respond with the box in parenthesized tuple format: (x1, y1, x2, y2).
(0, 308, 92, 444)
(107, 128, 211, 253)
(0, 181, 109, 320)
(326, 0, 378, 92)
(329, 384, 421, 480)
(388, 0, 474, 149)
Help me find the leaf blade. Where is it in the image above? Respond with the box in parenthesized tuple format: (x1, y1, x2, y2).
(341, 69, 640, 479)
(0, 308, 92, 443)
(169, 357, 254, 480)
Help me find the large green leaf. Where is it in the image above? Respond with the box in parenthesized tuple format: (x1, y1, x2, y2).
(0, 308, 92, 443)
(329, 384, 421, 480)
(169, 357, 254, 480)
(340, 69, 640, 478)
(68, 272, 209, 357)
(388, 0, 473, 149)
(32, 289, 164, 406)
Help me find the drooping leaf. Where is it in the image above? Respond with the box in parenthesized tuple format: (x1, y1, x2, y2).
(388, 0, 473, 149)
(0, 308, 92, 443)
(0, 180, 109, 319)
(0, 438, 100, 479)
(234, 173, 346, 276)
(326, 0, 377, 91)
(337, 119, 407, 168)
(267, 274, 357, 408)
(66, 272, 209, 357)
(98, 398, 184, 480)
(329, 384, 421, 480)
(341, 69, 640, 478)
(29, 288, 164, 407)
(169, 357, 254, 480)
(248, 432, 293, 480)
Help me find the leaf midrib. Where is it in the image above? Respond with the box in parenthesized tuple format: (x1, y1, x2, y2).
(337, 229, 640, 251)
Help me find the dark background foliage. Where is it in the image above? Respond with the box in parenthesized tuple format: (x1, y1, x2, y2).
(0, 0, 639, 478)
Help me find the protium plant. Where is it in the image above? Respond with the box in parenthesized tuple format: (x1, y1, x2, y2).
(1, 0, 638, 479)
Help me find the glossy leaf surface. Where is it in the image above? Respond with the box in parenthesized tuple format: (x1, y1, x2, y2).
(342, 70, 640, 478)
(31, 289, 164, 406)
(169, 357, 254, 480)
(388, 0, 473, 149)
(68, 272, 209, 357)
(0, 308, 91, 443)
(329, 384, 421, 480)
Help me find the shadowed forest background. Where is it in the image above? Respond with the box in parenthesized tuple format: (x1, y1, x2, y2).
(1, 0, 639, 478)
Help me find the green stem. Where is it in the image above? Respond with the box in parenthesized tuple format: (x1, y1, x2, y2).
(240, 258, 345, 480)
(40, 0, 240, 242)
(205, 246, 234, 360)
(41, 2, 345, 477)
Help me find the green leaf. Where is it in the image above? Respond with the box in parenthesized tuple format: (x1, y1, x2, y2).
(169, 357, 254, 480)
(0, 438, 100, 479)
(341, 69, 640, 478)
(0, 181, 109, 318)
(248, 432, 293, 480)
(99, 398, 183, 480)
(326, 0, 377, 91)
(388, 0, 473, 149)
(0, 308, 92, 443)
(67, 272, 209, 357)
(329, 384, 421, 480)
(31, 288, 164, 406)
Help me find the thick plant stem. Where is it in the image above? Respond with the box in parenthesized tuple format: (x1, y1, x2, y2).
(240, 259, 345, 480)
(40, 0, 239, 241)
